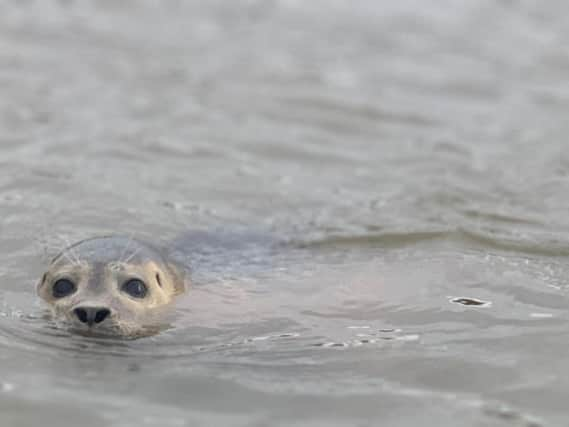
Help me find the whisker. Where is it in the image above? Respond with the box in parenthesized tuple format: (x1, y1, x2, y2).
(119, 233, 136, 263)
(123, 246, 142, 264)
(55, 247, 77, 266)
(38, 236, 72, 265)
(60, 235, 81, 265)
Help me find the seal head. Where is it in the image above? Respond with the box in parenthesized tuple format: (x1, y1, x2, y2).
(37, 236, 187, 337)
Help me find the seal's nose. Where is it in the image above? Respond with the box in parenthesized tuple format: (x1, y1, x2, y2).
(74, 307, 111, 327)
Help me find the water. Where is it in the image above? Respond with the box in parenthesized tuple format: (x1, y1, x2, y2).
(1, 0, 569, 425)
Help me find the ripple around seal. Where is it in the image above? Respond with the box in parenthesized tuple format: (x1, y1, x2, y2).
(0, 310, 135, 357)
(0, 302, 310, 361)
(295, 229, 449, 249)
(294, 226, 569, 259)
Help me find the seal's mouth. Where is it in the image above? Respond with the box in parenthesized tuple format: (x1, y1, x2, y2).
(66, 316, 123, 336)
(67, 322, 166, 339)
(68, 324, 123, 338)
(60, 313, 168, 338)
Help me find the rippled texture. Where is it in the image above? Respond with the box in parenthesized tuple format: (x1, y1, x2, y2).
(1, 1, 569, 426)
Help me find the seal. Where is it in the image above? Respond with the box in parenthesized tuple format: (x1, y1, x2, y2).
(37, 236, 187, 337)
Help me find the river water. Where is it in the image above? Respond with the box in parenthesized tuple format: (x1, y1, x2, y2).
(1, 1, 569, 426)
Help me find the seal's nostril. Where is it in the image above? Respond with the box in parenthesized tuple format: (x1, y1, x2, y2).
(73, 307, 111, 326)
(94, 309, 110, 324)
(74, 308, 88, 324)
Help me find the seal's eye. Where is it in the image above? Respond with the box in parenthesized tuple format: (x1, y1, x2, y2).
(52, 279, 76, 298)
(121, 279, 148, 299)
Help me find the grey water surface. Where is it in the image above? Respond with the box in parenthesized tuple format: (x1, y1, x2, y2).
(1, 1, 569, 426)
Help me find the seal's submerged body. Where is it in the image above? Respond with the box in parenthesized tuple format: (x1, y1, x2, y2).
(37, 236, 187, 337)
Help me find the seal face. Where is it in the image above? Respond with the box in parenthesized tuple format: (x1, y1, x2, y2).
(37, 236, 187, 337)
